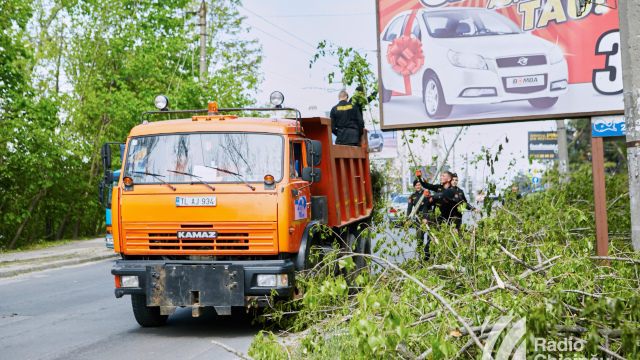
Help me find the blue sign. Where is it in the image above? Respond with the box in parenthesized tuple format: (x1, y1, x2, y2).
(294, 196, 308, 221)
(531, 177, 540, 184)
(592, 116, 625, 137)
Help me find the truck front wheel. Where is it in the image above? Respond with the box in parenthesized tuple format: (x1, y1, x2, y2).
(131, 294, 168, 327)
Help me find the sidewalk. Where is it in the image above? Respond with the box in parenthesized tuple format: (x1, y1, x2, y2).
(0, 238, 118, 278)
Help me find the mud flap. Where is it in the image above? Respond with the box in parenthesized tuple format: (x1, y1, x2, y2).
(146, 264, 244, 308)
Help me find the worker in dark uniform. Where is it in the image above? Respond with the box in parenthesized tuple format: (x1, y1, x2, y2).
(449, 173, 481, 232)
(350, 86, 378, 117)
(405, 179, 432, 260)
(330, 91, 364, 146)
(415, 170, 453, 226)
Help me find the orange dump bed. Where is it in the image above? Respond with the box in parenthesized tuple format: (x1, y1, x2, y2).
(300, 117, 373, 229)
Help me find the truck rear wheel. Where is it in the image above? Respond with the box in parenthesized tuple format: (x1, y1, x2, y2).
(131, 294, 168, 327)
(344, 229, 371, 284)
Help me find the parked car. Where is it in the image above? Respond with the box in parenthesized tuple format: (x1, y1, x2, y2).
(368, 132, 384, 152)
(380, 7, 569, 118)
(387, 193, 411, 225)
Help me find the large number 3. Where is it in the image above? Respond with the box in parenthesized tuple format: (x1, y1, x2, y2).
(593, 30, 623, 95)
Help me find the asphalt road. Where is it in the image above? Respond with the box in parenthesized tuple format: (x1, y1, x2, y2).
(0, 259, 261, 360)
(0, 225, 449, 360)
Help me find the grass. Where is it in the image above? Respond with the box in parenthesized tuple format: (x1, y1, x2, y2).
(0, 234, 106, 254)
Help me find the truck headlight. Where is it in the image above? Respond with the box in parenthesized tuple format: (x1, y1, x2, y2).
(257, 275, 276, 287)
(121, 275, 139, 288)
(257, 274, 288, 287)
(447, 51, 488, 70)
(549, 47, 565, 65)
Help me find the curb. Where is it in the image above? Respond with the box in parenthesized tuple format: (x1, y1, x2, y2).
(0, 253, 119, 278)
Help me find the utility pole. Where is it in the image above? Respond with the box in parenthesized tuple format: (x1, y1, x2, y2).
(199, 1, 207, 82)
(618, 0, 640, 251)
(556, 119, 569, 182)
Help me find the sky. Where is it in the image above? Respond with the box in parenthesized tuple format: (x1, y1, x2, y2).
(237, 0, 559, 190)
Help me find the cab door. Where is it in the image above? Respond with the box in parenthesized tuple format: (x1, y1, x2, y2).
(289, 139, 310, 248)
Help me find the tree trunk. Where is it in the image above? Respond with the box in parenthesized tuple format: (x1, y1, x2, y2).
(556, 119, 570, 182)
(27, 207, 41, 245)
(72, 209, 84, 240)
(56, 201, 76, 240)
(92, 219, 99, 236)
(8, 189, 46, 250)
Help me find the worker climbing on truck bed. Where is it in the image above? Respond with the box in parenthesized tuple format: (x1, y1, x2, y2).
(330, 90, 364, 146)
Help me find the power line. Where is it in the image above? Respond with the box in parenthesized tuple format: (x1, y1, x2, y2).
(246, 22, 334, 66)
(239, 5, 335, 58)
(263, 12, 375, 18)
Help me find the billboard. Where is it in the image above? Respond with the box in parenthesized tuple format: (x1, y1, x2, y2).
(376, 0, 624, 130)
(528, 131, 558, 159)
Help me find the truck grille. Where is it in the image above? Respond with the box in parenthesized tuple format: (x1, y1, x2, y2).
(123, 222, 277, 254)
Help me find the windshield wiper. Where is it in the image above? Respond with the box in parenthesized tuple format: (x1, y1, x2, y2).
(205, 166, 255, 191)
(132, 171, 176, 191)
(167, 170, 215, 191)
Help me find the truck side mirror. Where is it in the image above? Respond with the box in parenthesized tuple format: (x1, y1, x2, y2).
(306, 140, 322, 166)
(98, 180, 105, 206)
(302, 167, 321, 183)
(104, 170, 114, 184)
(101, 143, 112, 169)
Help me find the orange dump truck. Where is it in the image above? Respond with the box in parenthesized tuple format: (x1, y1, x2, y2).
(99, 97, 372, 326)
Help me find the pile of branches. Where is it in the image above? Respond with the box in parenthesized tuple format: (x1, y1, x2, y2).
(246, 169, 639, 360)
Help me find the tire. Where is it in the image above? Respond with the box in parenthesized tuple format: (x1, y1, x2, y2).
(528, 97, 558, 109)
(381, 82, 392, 103)
(344, 227, 371, 283)
(131, 294, 168, 327)
(302, 227, 323, 271)
(423, 74, 453, 119)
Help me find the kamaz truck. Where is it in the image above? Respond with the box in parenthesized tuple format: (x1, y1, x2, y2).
(99, 93, 373, 326)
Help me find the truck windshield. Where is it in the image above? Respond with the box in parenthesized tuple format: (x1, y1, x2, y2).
(124, 133, 283, 184)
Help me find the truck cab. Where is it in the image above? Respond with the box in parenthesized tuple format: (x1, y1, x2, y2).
(102, 97, 372, 326)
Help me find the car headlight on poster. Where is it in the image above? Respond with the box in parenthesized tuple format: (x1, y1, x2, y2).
(549, 46, 565, 65)
(447, 51, 488, 70)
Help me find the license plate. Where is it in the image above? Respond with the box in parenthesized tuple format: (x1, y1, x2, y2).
(175, 196, 217, 207)
(506, 75, 544, 88)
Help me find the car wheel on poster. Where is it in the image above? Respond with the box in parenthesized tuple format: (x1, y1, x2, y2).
(528, 97, 559, 109)
(423, 74, 452, 119)
(381, 81, 392, 103)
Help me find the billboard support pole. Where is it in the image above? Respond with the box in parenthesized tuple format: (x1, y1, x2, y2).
(590, 129, 609, 258)
(618, 0, 640, 252)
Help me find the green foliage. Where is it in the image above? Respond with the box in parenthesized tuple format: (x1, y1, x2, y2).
(249, 169, 638, 359)
(0, 0, 262, 249)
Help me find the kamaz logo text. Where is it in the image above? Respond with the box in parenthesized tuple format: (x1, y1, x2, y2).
(177, 231, 218, 239)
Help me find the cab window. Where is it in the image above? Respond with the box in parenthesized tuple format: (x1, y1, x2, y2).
(290, 141, 303, 179)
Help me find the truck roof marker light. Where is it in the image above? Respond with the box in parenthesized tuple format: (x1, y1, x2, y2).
(270, 91, 284, 108)
(264, 175, 275, 185)
(154, 95, 169, 111)
(208, 101, 219, 115)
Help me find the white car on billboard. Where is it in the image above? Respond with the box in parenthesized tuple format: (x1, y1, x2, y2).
(379, 8, 569, 119)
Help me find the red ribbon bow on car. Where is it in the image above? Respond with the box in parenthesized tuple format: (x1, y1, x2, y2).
(386, 9, 424, 95)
